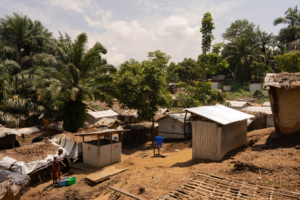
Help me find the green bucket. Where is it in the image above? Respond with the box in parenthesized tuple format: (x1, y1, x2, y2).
(68, 177, 76, 186)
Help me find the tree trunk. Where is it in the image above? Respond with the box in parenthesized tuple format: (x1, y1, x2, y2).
(151, 117, 155, 145)
(17, 45, 21, 66)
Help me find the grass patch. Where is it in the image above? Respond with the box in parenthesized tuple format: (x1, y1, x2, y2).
(169, 107, 184, 112)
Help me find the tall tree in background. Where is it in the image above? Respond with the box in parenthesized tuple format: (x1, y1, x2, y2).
(0, 13, 48, 67)
(200, 12, 215, 59)
(33, 33, 116, 132)
(222, 19, 257, 41)
(115, 50, 172, 144)
(224, 36, 264, 84)
(274, 6, 300, 45)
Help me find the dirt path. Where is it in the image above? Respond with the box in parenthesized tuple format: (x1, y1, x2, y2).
(21, 128, 300, 200)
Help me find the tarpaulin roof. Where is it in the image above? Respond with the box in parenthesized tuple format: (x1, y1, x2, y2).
(88, 109, 119, 119)
(168, 113, 191, 123)
(185, 105, 253, 125)
(94, 118, 120, 127)
(0, 127, 20, 138)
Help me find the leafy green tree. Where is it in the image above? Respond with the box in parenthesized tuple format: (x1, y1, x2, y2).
(166, 62, 180, 83)
(274, 52, 300, 72)
(0, 13, 48, 67)
(256, 30, 273, 54)
(33, 33, 116, 132)
(197, 53, 229, 78)
(211, 42, 224, 55)
(200, 12, 215, 57)
(222, 19, 257, 41)
(166, 58, 201, 83)
(115, 50, 172, 143)
(176, 81, 226, 108)
(250, 61, 266, 79)
(224, 36, 264, 84)
(274, 6, 300, 45)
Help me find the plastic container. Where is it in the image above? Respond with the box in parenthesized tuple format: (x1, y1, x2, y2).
(57, 177, 69, 187)
(68, 177, 76, 186)
(155, 136, 164, 148)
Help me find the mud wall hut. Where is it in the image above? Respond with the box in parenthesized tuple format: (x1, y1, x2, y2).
(185, 105, 253, 161)
(0, 127, 20, 150)
(264, 73, 300, 135)
(241, 106, 274, 130)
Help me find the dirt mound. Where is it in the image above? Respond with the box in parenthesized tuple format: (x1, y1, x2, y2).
(164, 140, 191, 152)
(0, 142, 59, 163)
(232, 161, 272, 172)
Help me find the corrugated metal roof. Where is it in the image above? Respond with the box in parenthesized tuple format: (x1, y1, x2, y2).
(185, 105, 253, 125)
(262, 102, 270, 107)
(168, 113, 191, 123)
(241, 106, 272, 115)
(88, 109, 119, 119)
(226, 101, 249, 108)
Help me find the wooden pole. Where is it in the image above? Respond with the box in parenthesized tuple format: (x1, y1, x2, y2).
(83, 136, 85, 143)
(97, 135, 100, 146)
(109, 186, 144, 200)
(183, 111, 188, 141)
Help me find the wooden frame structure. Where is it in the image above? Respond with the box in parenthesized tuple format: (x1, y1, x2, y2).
(75, 129, 130, 168)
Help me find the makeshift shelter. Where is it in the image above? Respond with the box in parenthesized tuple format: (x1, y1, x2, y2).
(94, 118, 120, 129)
(87, 109, 119, 124)
(0, 142, 69, 185)
(185, 105, 253, 161)
(0, 128, 20, 150)
(157, 113, 192, 139)
(225, 101, 251, 111)
(75, 129, 130, 168)
(123, 122, 158, 147)
(264, 73, 300, 135)
(0, 171, 30, 200)
(241, 106, 274, 129)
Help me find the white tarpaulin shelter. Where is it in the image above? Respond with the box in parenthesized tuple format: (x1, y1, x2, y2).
(17, 127, 40, 135)
(51, 137, 82, 162)
(158, 113, 192, 139)
(0, 142, 69, 175)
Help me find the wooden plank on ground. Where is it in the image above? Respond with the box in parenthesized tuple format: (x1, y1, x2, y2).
(86, 166, 127, 183)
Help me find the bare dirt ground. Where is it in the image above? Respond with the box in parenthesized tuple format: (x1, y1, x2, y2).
(20, 127, 300, 200)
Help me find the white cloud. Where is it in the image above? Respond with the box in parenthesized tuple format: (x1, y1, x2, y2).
(111, 47, 119, 52)
(103, 53, 126, 67)
(84, 15, 101, 27)
(47, 0, 86, 13)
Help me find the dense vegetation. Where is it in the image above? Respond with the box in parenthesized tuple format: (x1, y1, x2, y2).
(0, 6, 299, 132)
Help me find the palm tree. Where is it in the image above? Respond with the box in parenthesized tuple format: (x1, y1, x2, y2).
(0, 13, 48, 67)
(256, 31, 273, 54)
(225, 36, 264, 84)
(32, 33, 116, 132)
(274, 6, 300, 45)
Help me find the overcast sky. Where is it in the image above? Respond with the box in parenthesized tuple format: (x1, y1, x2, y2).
(0, 0, 298, 66)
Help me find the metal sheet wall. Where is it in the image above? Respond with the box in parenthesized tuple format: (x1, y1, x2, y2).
(191, 120, 247, 161)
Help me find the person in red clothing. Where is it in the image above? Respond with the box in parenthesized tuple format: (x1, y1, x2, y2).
(52, 157, 60, 187)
